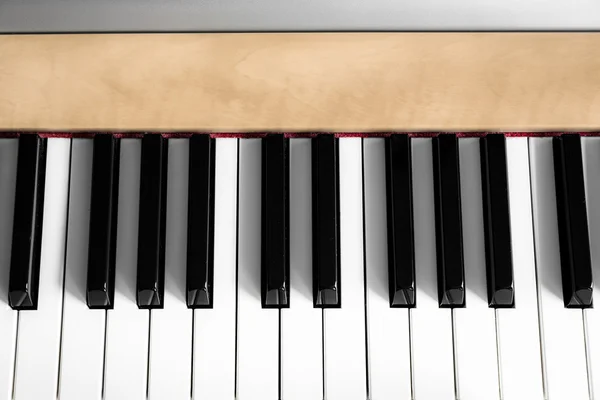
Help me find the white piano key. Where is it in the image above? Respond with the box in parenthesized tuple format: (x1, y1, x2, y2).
(0, 139, 18, 400)
(580, 136, 600, 399)
(237, 139, 279, 399)
(455, 138, 500, 400)
(58, 139, 105, 400)
(496, 137, 545, 400)
(13, 138, 71, 400)
(281, 138, 322, 400)
(363, 138, 411, 400)
(323, 138, 367, 400)
(411, 138, 455, 400)
(192, 139, 237, 400)
(529, 138, 589, 400)
(147, 139, 193, 400)
(104, 139, 150, 400)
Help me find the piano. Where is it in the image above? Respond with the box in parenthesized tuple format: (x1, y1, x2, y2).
(0, 131, 599, 400)
(0, 3, 600, 398)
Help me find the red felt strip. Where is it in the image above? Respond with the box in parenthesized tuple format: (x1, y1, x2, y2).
(3, 131, 600, 138)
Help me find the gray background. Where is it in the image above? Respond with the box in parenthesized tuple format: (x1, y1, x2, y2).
(0, 0, 599, 32)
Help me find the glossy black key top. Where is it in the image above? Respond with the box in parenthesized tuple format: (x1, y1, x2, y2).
(9, 135, 47, 310)
(553, 134, 593, 308)
(137, 135, 168, 309)
(261, 134, 290, 308)
(187, 135, 216, 308)
(87, 135, 121, 309)
(312, 135, 341, 308)
(432, 134, 465, 308)
(385, 135, 416, 307)
(480, 135, 515, 308)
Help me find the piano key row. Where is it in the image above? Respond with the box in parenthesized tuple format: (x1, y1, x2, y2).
(0, 135, 597, 400)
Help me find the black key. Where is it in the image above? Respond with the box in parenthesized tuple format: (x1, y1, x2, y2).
(261, 135, 290, 308)
(480, 135, 515, 308)
(432, 134, 465, 308)
(87, 135, 121, 309)
(553, 134, 593, 308)
(187, 135, 216, 308)
(385, 135, 416, 308)
(136, 135, 168, 309)
(9, 135, 47, 310)
(312, 135, 341, 308)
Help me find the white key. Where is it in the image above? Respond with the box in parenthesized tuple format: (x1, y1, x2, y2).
(411, 138, 454, 400)
(148, 139, 193, 400)
(0, 139, 18, 400)
(237, 139, 279, 399)
(455, 138, 500, 400)
(582, 136, 600, 400)
(324, 138, 367, 400)
(13, 138, 71, 400)
(529, 138, 589, 400)
(192, 138, 237, 400)
(58, 139, 105, 400)
(497, 137, 545, 400)
(362, 138, 411, 400)
(104, 139, 150, 400)
(281, 138, 322, 400)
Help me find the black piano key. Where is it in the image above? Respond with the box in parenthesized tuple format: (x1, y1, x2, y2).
(432, 134, 465, 308)
(136, 135, 168, 309)
(8, 135, 47, 310)
(261, 135, 290, 308)
(553, 134, 593, 308)
(187, 135, 216, 308)
(312, 135, 341, 308)
(480, 135, 515, 308)
(87, 135, 120, 309)
(385, 135, 416, 308)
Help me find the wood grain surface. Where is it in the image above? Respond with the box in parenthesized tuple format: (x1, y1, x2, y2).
(0, 33, 599, 132)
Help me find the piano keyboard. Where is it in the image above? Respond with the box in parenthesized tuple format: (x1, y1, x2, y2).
(0, 133, 599, 400)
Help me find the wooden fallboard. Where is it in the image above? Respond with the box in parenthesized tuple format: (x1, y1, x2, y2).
(0, 33, 599, 132)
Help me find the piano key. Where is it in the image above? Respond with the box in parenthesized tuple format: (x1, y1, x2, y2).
(385, 135, 416, 307)
(137, 134, 168, 309)
(187, 135, 215, 308)
(236, 139, 279, 399)
(581, 136, 600, 399)
(0, 139, 18, 400)
(529, 137, 588, 399)
(496, 137, 546, 399)
(261, 134, 290, 308)
(411, 138, 455, 399)
(364, 138, 411, 400)
(281, 138, 323, 400)
(454, 138, 500, 399)
(192, 139, 237, 400)
(13, 138, 70, 399)
(147, 139, 193, 399)
(9, 134, 47, 310)
(58, 139, 106, 400)
(553, 134, 594, 308)
(432, 134, 466, 308)
(87, 134, 120, 309)
(312, 135, 340, 308)
(480, 135, 515, 308)
(104, 139, 150, 400)
(323, 138, 367, 400)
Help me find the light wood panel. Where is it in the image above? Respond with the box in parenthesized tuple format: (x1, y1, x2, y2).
(0, 33, 599, 131)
